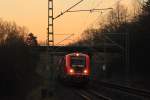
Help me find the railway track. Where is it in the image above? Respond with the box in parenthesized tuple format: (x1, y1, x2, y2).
(73, 88, 112, 100)
(96, 81, 150, 98)
(56, 80, 150, 100)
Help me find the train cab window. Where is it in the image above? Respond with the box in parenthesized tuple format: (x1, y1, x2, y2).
(71, 56, 86, 67)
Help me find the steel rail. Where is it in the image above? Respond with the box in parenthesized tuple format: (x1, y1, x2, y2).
(97, 81, 150, 98)
(74, 89, 91, 100)
(87, 89, 112, 100)
(74, 88, 111, 100)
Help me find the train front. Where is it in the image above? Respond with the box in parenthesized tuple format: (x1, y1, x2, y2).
(65, 52, 90, 83)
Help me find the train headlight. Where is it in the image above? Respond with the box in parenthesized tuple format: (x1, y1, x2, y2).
(69, 69, 74, 74)
(75, 53, 79, 56)
(83, 69, 88, 74)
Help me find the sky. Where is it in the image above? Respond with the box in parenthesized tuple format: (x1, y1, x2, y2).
(0, 0, 137, 45)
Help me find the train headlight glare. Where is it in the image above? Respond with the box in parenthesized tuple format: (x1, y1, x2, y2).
(69, 69, 74, 73)
(84, 69, 88, 74)
(76, 53, 79, 56)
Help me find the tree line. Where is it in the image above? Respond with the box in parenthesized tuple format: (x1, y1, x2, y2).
(70, 0, 150, 81)
(0, 19, 39, 100)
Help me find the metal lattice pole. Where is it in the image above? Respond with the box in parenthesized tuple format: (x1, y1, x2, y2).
(47, 0, 55, 96)
(48, 0, 54, 46)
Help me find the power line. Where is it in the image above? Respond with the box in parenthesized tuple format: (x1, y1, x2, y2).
(79, 0, 103, 39)
(103, 34, 124, 50)
(52, 0, 120, 46)
(55, 34, 74, 46)
(54, 0, 84, 20)
(67, 8, 113, 12)
(55, 34, 73, 35)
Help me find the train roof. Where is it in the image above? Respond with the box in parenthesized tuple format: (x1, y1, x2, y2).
(66, 52, 89, 57)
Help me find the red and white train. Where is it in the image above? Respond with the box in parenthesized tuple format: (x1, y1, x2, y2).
(57, 52, 90, 83)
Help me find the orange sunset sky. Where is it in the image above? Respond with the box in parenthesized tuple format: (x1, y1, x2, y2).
(0, 0, 139, 45)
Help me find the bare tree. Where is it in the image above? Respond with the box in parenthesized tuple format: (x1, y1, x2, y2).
(0, 19, 39, 99)
(102, 4, 128, 33)
(0, 18, 28, 45)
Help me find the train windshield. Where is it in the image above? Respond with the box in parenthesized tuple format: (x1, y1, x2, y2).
(71, 56, 86, 67)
